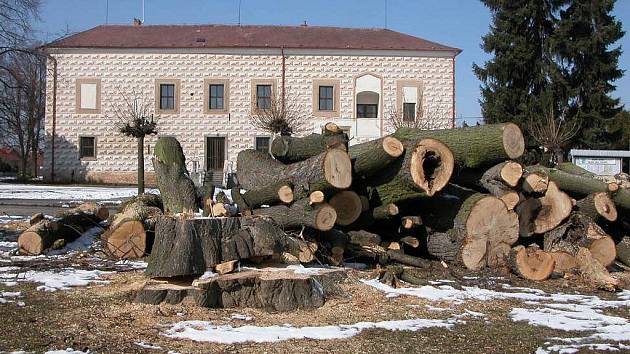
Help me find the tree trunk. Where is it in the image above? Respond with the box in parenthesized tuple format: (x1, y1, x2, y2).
(146, 216, 293, 278)
(556, 162, 595, 177)
(426, 232, 457, 262)
(138, 136, 145, 195)
(575, 192, 618, 223)
(349, 136, 404, 180)
(18, 202, 107, 255)
(152, 137, 198, 214)
(393, 123, 525, 168)
(237, 147, 352, 198)
(251, 197, 337, 231)
(507, 245, 555, 281)
(270, 122, 349, 163)
(328, 190, 363, 226)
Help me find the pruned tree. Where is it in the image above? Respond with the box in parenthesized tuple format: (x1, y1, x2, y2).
(0, 49, 45, 179)
(528, 101, 579, 165)
(387, 93, 451, 131)
(112, 90, 158, 194)
(0, 0, 40, 47)
(249, 93, 308, 136)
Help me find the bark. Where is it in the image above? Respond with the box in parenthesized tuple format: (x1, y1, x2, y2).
(531, 181, 573, 235)
(152, 137, 198, 214)
(237, 148, 352, 199)
(145, 216, 292, 278)
(349, 136, 404, 180)
(616, 236, 630, 267)
(575, 192, 618, 223)
(138, 136, 145, 195)
(347, 230, 381, 246)
(393, 123, 525, 168)
(270, 122, 349, 163)
(231, 180, 294, 212)
(507, 245, 555, 281)
(575, 247, 620, 291)
(426, 232, 457, 262)
(304, 228, 348, 266)
(251, 197, 337, 231)
(18, 202, 107, 255)
(452, 161, 522, 210)
(385, 249, 431, 268)
(556, 162, 595, 178)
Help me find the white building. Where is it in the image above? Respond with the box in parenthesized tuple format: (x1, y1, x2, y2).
(43, 23, 460, 185)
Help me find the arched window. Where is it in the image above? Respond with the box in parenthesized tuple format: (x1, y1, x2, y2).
(355, 74, 381, 118)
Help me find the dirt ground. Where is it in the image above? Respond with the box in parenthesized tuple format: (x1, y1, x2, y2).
(0, 258, 628, 354)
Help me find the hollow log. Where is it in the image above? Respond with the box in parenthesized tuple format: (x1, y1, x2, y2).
(18, 203, 105, 255)
(270, 122, 349, 163)
(507, 245, 555, 281)
(152, 137, 198, 214)
(251, 197, 337, 231)
(575, 192, 617, 223)
(328, 190, 363, 226)
(349, 136, 405, 180)
(145, 216, 292, 278)
(237, 148, 352, 198)
(393, 123, 525, 168)
(544, 213, 617, 270)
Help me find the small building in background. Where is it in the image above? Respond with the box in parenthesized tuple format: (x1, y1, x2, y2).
(569, 149, 630, 176)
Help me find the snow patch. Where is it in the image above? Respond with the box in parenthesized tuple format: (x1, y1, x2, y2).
(0, 183, 158, 200)
(163, 318, 458, 344)
(0, 291, 23, 306)
(228, 314, 255, 321)
(114, 260, 148, 270)
(134, 342, 161, 350)
(0, 266, 111, 291)
(44, 349, 89, 354)
(48, 226, 104, 255)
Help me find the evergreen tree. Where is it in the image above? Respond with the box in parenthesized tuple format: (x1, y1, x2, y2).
(474, 0, 567, 142)
(553, 0, 625, 149)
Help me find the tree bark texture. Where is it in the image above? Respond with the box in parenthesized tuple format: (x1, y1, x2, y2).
(152, 137, 198, 214)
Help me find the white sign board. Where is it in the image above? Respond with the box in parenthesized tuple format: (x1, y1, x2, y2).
(572, 157, 621, 176)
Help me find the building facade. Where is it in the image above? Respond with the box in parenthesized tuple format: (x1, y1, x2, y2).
(43, 24, 460, 185)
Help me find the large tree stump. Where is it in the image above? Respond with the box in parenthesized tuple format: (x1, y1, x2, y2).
(251, 197, 337, 231)
(152, 137, 198, 214)
(102, 194, 163, 259)
(393, 123, 525, 168)
(270, 122, 349, 163)
(145, 216, 293, 278)
(508, 245, 555, 281)
(18, 202, 107, 255)
(237, 147, 352, 198)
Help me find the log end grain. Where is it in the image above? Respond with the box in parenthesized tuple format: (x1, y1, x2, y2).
(589, 235, 616, 268)
(323, 148, 352, 189)
(593, 192, 618, 222)
(533, 181, 573, 234)
(278, 185, 295, 204)
(502, 123, 526, 159)
(522, 172, 549, 194)
(315, 204, 338, 231)
(500, 161, 524, 187)
(103, 220, 147, 259)
(509, 245, 555, 281)
(309, 191, 325, 204)
(499, 191, 521, 211)
(18, 230, 44, 255)
(382, 136, 404, 158)
(329, 191, 363, 226)
(410, 138, 454, 196)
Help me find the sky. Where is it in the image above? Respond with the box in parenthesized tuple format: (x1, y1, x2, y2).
(32, 0, 630, 125)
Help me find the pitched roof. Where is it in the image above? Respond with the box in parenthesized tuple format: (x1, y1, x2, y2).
(45, 24, 461, 55)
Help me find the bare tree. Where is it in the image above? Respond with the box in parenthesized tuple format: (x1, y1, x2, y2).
(528, 103, 579, 165)
(249, 93, 308, 136)
(387, 92, 451, 131)
(112, 90, 158, 194)
(0, 0, 40, 46)
(0, 49, 45, 179)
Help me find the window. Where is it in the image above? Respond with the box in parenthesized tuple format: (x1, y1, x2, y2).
(79, 136, 96, 159)
(256, 85, 272, 110)
(209, 84, 224, 110)
(319, 86, 334, 111)
(75, 79, 101, 114)
(357, 104, 378, 118)
(403, 103, 416, 121)
(255, 137, 270, 153)
(159, 84, 175, 110)
(155, 79, 180, 113)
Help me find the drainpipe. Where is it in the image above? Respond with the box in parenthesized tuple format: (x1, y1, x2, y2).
(49, 55, 58, 182)
(451, 56, 456, 128)
(281, 46, 286, 113)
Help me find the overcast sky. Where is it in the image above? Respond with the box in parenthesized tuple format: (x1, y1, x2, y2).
(33, 0, 630, 125)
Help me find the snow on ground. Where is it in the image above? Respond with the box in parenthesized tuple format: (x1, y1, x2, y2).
(0, 266, 111, 291)
(0, 241, 17, 257)
(113, 260, 148, 270)
(163, 318, 459, 344)
(44, 349, 90, 354)
(47, 226, 104, 255)
(0, 183, 158, 200)
(0, 291, 24, 306)
(364, 279, 630, 352)
(134, 342, 162, 350)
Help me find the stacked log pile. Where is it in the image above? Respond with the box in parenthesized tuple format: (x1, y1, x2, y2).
(129, 122, 627, 311)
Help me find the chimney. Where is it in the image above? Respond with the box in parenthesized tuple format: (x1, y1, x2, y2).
(133, 18, 142, 26)
(301, 20, 308, 27)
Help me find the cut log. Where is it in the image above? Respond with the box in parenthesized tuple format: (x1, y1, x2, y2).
(152, 137, 198, 214)
(508, 245, 555, 281)
(400, 236, 420, 248)
(237, 148, 352, 198)
(401, 216, 423, 230)
(575, 247, 620, 291)
(347, 230, 381, 246)
(532, 181, 573, 234)
(145, 216, 293, 278)
(521, 171, 549, 194)
(18, 203, 105, 255)
(309, 191, 325, 204)
(616, 236, 630, 267)
(393, 123, 525, 168)
(349, 136, 405, 180)
(575, 192, 617, 223)
(426, 232, 457, 262)
(60, 202, 109, 221)
(305, 228, 348, 266)
(451, 194, 519, 270)
(371, 203, 399, 220)
(29, 213, 44, 226)
(516, 198, 542, 238)
(328, 190, 363, 226)
(270, 122, 349, 163)
(479, 161, 522, 210)
(214, 260, 238, 275)
(231, 180, 294, 212)
(544, 213, 617, 269)
(385, 249, 431, 268)
(211, 202, 229, 217)
(251, 197, 337, 231)
(556, 162, 595, 177)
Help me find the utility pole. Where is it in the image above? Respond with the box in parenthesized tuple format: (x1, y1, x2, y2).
(238, 0, 242, 25)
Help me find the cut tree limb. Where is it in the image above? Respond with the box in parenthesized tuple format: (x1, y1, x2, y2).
(270, 122, 349, 163)
(508, 245, 555, 281)
(521, 171, 549, 194)
(328, 190, 363, 226)
(575, 192, 617, 223)
(616, 236, 630, 267)
(231, 180, 294, 211)
(251, 197, 337, 231)
(349, 136, 404, 180)
(531, 181, 573, 234)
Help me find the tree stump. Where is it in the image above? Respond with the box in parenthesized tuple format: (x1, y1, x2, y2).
(152, 137, 198, 214)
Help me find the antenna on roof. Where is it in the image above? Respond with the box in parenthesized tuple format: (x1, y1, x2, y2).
(142, 0, 145, 23)
(238, 0, 242, 26)
(105, 0, 109, 24)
